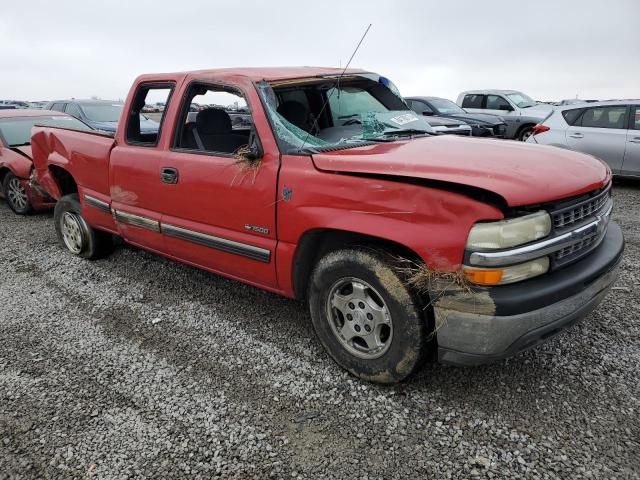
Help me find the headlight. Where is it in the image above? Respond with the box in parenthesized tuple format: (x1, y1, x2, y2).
(463, 257, 549, 285)
(466, 211, 551, 250)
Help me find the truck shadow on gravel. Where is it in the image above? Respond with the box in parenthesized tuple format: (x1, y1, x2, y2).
(99, 242, 616, 412)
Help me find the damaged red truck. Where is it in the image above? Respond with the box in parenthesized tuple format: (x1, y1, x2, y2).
(30, 67, 624, 383)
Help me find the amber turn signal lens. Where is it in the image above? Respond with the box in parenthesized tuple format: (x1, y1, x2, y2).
(463, 268, 504, 285)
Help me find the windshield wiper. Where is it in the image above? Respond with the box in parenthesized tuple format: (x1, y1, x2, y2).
(10, 142, 30, 147)
(382, 129, 435, 138)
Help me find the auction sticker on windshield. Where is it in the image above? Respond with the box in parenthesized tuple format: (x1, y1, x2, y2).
(390, 113, 419, 126)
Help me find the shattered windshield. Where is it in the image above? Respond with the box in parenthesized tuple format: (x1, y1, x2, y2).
(506, 92, 537, 108)
(257, 74, 434, 154)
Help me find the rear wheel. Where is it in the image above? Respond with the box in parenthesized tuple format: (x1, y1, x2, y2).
(308, 249, 428, 384)
(3, 172, 33, 215)
(518, 126, 534, 142)
(54, 194, 113, 259)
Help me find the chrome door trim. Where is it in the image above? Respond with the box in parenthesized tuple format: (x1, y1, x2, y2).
(83, 194, 111, 214)
(113, 209, 161, 232)
(161, 223, 271, 263)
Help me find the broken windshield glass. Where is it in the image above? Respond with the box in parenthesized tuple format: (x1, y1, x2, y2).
(256, 74, 434, 154)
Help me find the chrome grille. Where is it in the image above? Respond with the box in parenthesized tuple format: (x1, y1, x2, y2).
(555, 235, 598, 260)
(552, 186, 611, 229)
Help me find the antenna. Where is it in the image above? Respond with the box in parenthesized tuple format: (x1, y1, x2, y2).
(297, 23, 372, 153)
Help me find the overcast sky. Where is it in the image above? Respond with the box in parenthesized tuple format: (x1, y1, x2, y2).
(1, 0, 638, 102)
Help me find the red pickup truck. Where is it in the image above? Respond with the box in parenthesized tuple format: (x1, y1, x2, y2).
(31, 67, 624, 383)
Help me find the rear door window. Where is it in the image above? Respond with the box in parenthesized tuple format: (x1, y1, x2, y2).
(562, 108, 585, 126)
(632, 106, 640, 130)
(462, 94, 483, 109)
(125, 83, 174, 146)
(580, 106, 628, 129)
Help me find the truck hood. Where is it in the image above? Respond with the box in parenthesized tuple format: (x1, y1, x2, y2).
(311, 136, 610, 207)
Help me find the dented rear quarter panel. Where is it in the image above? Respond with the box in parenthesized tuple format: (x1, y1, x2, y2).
(31, 128, 114, 200)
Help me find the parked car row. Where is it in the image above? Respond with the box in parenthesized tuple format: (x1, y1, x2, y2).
(44, 99, 160, 134)
(0, 66, 623, 384)
(0, 109, 92, 214)
(405, 96, 507, 137)
(527, 100, 640, 176)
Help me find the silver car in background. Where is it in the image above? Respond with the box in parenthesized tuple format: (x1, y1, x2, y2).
(526, 100, 640, 176)
(456, 90, 553, 141)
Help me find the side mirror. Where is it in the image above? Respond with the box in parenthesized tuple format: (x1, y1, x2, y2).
(499, 105, 513, 112)
(248, 142, 263, 161)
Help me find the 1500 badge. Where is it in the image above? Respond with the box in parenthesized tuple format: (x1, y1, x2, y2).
(245, 224, 270, 235)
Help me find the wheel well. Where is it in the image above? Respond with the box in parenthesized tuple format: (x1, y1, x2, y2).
(516, 123, 536, 138)
(49, 166, 78, 196)
(292, 229, 422, 300)
(0, 167, 9, 185)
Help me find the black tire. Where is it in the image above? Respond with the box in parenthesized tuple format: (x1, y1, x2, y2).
(308, 249, 428, 384)
(518, 126, 534, 142)
(53, 193, 114, 260)
(3, 172, 33, 215)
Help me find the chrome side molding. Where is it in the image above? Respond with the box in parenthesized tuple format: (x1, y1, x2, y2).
(162, 223, 271, 263)
(113, 209, 161, 232)
(84, 194, 111, 214)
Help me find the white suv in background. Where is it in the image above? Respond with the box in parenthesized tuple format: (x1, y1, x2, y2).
(526, 100, 640, 176)
(456, 90, 553, 141)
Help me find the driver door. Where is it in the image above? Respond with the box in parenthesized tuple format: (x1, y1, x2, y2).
(159, 81, 280, 289)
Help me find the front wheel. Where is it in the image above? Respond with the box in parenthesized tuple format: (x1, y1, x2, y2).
(54, 194, 114, 259)
(3, 172, 33, 215)
(308, 249, 428, 384)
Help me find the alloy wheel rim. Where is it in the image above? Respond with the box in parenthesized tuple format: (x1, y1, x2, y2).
(7, 177, 28, 210)
(326, 277, 393, 359)
(61, 212, 85, 254)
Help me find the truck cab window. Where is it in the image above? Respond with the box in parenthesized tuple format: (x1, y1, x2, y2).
(174, 83, 252, 155)
(486, 95, 511, 111)
(462, 94, 483, 109)
(407, 100, 433, 115)
(125, 84, 173, 146)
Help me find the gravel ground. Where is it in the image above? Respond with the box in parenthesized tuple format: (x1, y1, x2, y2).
(1, 183, 639, 480)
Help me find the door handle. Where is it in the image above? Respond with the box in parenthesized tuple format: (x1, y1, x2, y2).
(161, 167, 179, 184)
(569, 133, 584, 139)
(630, 137, 640, 144)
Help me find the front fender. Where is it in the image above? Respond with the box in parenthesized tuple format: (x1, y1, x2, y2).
(277, 156, 504, 272)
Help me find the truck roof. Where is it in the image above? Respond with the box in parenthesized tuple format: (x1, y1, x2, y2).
(136, 66, 367, 83)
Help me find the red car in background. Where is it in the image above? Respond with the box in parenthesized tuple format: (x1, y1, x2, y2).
(0, 110, 91, 214)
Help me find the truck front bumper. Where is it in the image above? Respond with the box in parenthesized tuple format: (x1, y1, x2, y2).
(437, 222, 624, 366)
